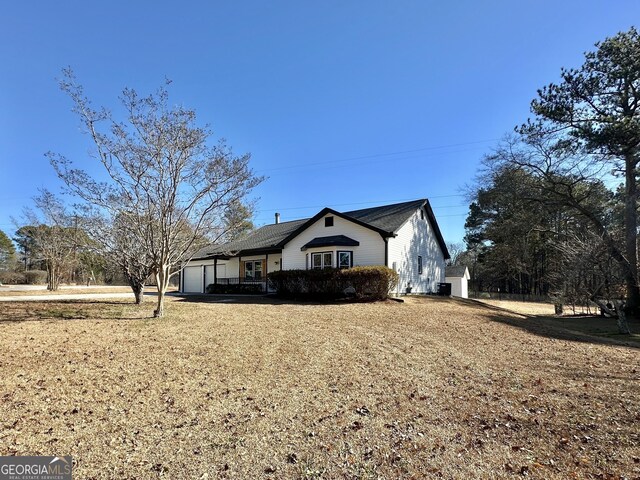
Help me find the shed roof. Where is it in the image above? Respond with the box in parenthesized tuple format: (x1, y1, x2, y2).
(445, 265, 469, 278)
(301, 235, 360, 251)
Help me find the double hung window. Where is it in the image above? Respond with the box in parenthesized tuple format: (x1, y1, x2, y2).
(245, 260, 263, 280)
(311, 252, 333, 269)
(337, 251, 352, 269)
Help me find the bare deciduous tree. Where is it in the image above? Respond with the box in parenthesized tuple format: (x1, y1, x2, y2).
(445, 242, 465, 266)
(23, 191, 81, 291)
(552, 231, 630, 333)
(48, 69, 263, 316)
(78, 209, 154, 304)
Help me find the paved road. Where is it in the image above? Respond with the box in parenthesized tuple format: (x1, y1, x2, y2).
(0, 292, 137, 302)
(0, 285, 129, 292)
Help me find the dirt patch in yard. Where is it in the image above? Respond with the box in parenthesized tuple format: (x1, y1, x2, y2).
(477, 299, 557, 316)
(0, 296, 638, 478)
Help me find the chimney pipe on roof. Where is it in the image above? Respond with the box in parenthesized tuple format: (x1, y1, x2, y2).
(275, 212, 280, 224)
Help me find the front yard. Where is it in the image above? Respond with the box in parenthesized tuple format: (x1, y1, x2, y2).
(0, 296, 638, 478)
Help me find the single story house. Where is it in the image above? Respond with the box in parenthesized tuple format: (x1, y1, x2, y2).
(445, 265, 470, 298)
(180, 199, 450, 294)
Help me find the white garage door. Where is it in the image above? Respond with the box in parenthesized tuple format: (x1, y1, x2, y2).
(182, 266, 202, 293)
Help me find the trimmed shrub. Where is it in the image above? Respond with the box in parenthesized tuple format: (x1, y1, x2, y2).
(0, 271, 27, 284)
(340, 266, 399, 300)
(268, 266, 398, 301)
(267, 269, 339, 300)
(24, 270, 48, 285)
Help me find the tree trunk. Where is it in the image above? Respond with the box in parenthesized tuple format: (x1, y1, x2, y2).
(47, 261, 59, 291)
(123, 270, 146, 305)
(613, 300, 632, 335)
(623, 154, 640, 314)
(594, 298, 632, 335)
(132, 283, 144, 305)
(154, 264, 171, 318)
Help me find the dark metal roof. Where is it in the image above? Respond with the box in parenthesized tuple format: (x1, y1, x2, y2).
(301, 235, 360, 251)
(192, 199, 450, 260)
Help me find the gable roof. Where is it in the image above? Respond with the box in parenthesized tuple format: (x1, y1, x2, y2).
(192, 199, 450, 260)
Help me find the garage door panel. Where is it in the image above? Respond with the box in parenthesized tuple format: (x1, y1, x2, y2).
(183, 266, 202, 293)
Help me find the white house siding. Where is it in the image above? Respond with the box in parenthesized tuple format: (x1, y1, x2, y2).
(387, 209, 446, 294)
(282, 214, 386, 270)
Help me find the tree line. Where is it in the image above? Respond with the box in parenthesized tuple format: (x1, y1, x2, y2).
(0, 196, 255, 295)
(460, 27, 640, 332)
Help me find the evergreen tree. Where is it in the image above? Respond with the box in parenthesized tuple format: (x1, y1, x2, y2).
(0, 229, 15, 271)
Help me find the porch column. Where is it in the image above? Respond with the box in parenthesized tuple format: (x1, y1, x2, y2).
(213, 257, 218, 285)
(265, 253, 269, 293)
(238, 256, 242, 282)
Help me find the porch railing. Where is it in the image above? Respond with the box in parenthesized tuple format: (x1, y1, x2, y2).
(211, 277, 268, 292)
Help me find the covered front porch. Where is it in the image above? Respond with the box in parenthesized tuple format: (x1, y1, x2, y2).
(180, 252, 282, 293)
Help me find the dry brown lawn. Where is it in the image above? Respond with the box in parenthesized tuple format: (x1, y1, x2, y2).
(0, 296, 638, 479)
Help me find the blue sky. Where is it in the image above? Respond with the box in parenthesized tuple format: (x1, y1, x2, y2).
(0, 1, 638, 244)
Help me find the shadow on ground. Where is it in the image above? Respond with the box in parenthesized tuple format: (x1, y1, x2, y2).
(464, 298, 640, 349)
(168, 292, 391, 306)
(0, 299, 155, 324)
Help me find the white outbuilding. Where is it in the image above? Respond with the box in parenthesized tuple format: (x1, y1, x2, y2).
(445, 265, 470, 299)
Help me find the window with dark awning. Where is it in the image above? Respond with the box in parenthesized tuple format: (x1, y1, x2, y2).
(300, 235, 359, 251)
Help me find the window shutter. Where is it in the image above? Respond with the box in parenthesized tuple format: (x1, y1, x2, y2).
(240, 261, 245, 279)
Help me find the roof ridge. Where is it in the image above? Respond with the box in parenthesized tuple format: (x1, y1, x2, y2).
(256, 199, 426, 227)
(342, 198, 426, 216)
(254, 217, 309, 228)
